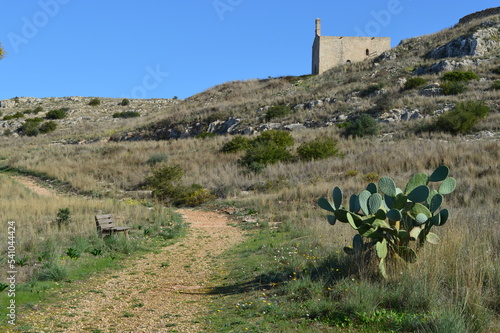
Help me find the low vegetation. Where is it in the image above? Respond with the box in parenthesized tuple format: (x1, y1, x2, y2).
(434, 101, 490, 134)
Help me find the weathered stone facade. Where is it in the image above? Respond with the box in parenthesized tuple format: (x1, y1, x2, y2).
(312, 19, 391, 75)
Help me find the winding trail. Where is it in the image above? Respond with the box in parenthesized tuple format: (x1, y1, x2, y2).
(10, 178, 245, 333)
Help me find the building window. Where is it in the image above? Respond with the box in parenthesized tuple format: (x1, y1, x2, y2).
(366, 49, 370, 56)
(346, 60, 352, 65)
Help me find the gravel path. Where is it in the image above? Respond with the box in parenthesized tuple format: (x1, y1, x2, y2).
(15, 208, 244, 333)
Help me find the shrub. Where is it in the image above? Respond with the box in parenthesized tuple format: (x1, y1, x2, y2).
(19, 118, 44, 136)
(33, 106, 44, 114)
(441, 71, 479, 82)
(145, 164, 214, 206)
(344, 114, 379, 137)
(46, 108, 68, 120)
(360, 83, 385, 97)
(112, 111, 140, 119)
(182, 185, 216, 207)
(265, 105, 291, 121)
(434, 101, 490, 134)
(297, 137, 340, 161)
(440, 81, 467, 96)
(121, 98, 130, 106)
(239, 142, 293, 172)
(56, 208, 71, 228)
(221, 136, 252, 153)
(89, 98, 101, 106)
(492, 66, 500, 75)
(35, 262, 68, 282)
(363, 172, 380, 182)
(39, 121, 57, 134)
(491, 80, 500, 90)
(345, 170, 359, 177)
(3, 112, 24, 120)
(404, 77, 427, 90)
(251, 129, 295, 147)
(146, 153, 168, 166)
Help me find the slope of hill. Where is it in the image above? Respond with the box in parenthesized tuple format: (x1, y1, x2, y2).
(0, 12, 499, 143)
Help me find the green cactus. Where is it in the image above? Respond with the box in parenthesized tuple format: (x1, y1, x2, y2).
(318, 166, 455, 278)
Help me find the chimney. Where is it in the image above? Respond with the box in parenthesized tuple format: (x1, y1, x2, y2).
(315, 18, 321, 36)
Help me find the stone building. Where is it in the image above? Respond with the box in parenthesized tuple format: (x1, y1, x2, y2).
(312, 19, 391, 75)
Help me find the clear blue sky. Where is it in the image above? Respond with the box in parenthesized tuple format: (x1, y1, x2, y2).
(0, 1, 498, 100)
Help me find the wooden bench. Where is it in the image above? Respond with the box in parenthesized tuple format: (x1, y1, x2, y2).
(95, 214, 131, 239)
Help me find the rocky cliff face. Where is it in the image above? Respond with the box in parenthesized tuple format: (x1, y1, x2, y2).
(427, 21, 500, 59)
(458, 7, 500, 25)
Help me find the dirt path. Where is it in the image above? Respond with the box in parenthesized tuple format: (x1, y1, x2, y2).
(14, 207, 245, 333)
(12, 176, 56, 197)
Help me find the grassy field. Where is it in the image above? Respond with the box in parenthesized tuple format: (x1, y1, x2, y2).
(0, 170, 185, 327)
(0, 125, 498, 332)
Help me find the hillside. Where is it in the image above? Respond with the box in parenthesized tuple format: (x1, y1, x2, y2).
(0, 10, 499, 333)
(1, 12, 499, 143)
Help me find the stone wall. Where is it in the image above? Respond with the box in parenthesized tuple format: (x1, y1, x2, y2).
(458, 7, 500, 25)
(312, 19, 391, 75)
(313, 36, 391, 74)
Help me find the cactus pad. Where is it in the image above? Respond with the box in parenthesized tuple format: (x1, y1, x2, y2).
(438, 177, 456, 195)
(429, 165, 450, 182)
(379, 177, 397, 197)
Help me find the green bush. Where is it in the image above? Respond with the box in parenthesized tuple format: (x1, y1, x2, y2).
(121, 98, 130, 106)
(434, 101, 490, 134)
(239, 142, 293, 172)
(112, 111, 140, 119)
(440, 81, 467, 96)
(89, 98, 101, 106)
(441, 71, 479, 82)
(145, 164, 214, 206)
(221, 136, 252, 153)
(265, 105, 291, 121)
(56, 208, 71, 228)
(39, 121, 57, 134)
(297, 137, 340, 161)
(182, 185, 216, 207)
(251, 129, 295, 147)
(492, 66, 500, 75)
(404, 77, 427, 90)
(146, 153, 168, 166)
(360, 83, 385, 97)
(3, 112, 24, 120)
(19, 118, 44, 136)
(344, 114, 379, 138)
(46, 108, 68, 120)
(491, 80, 500, 90)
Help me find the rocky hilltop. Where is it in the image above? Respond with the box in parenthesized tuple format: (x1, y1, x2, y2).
(1, 10, 499, 143)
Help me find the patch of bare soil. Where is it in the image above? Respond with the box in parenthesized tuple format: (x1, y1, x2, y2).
(12, 176, 56, 197)
(15, 209, 245, 333)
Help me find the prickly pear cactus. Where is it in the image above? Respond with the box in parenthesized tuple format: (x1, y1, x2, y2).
(318, 165, 456, 278)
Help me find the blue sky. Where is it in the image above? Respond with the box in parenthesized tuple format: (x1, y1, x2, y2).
(0, 1, 498, 100)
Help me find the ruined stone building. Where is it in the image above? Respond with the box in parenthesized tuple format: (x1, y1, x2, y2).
(312, 19, 391, 75)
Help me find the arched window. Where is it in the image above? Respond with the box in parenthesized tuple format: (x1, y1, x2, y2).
(366, 49, 370, 56)
(346, 60, 352, 65)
